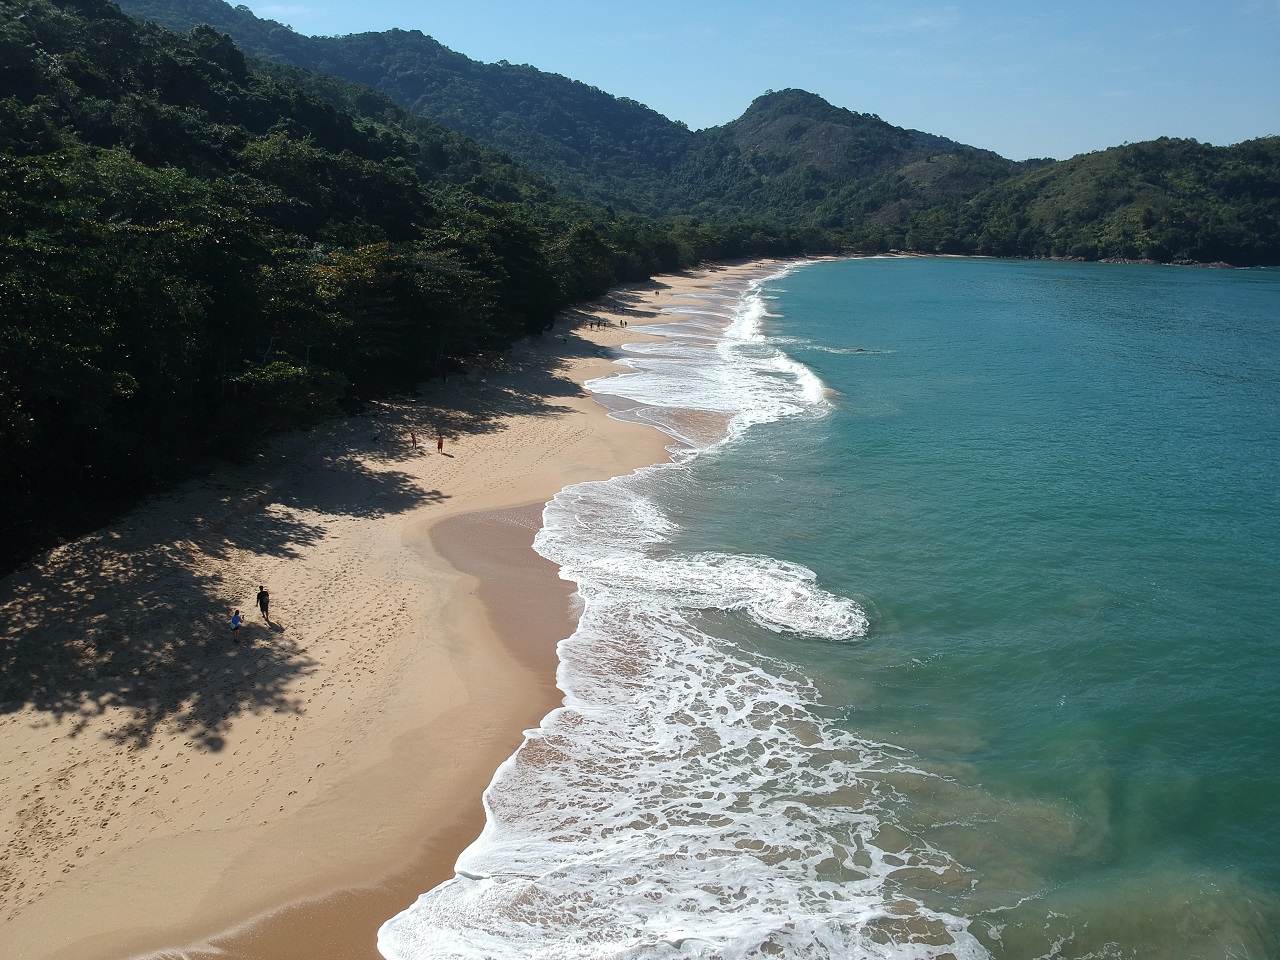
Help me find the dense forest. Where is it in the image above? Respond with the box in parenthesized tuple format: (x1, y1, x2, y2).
(907, 136, 1280, 264)
(115, 0, 1031, 226)
(0, 0, 822, 569)
(672, 89, 1024, 232)
(116, 0, 1280, 263)
(116, 0, 702, 213)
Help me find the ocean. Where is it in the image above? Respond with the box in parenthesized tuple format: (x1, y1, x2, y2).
(379, 257, 1280, 959)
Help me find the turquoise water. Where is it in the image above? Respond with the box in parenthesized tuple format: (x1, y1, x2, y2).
(687, 258, 1280, 955)
(382, 258, 1280, 960)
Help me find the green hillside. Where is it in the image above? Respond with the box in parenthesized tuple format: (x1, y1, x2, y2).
(911, 137, 1280, 265)
(114, 0, 1018, 225)
(114, 0, 699, 213)
(674, 89, 1019, 229)
(0, 0, 817, 569)
(115, 0, 1278, 265)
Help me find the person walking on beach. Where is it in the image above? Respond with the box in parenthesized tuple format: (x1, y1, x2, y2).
(436, 433, 444, 453)
(231, 609, 242, 643)
(256, 585, 270, 624)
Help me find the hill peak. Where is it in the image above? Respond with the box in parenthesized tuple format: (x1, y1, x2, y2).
(740, 88, 867, 124)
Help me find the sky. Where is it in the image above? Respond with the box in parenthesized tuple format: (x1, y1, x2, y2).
(236, 0, 1280, 161)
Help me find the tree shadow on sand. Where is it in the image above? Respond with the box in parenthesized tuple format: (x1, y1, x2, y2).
(0, 455, 446, 749)
(0, 302, 687, 748)
(350, 326, 611, 454)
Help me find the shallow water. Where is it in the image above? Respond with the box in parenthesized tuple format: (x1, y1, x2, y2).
(380, 258, 1280, 959)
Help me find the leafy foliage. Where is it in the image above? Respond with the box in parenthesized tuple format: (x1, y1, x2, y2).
(907, 138, 1280, 265)
(116, 0, 698, 214)
(673, 90, 1019, 231)
(0, 0, 815, 569)
(114, 0, 1277, 267)
(115, 0, 1016, 226)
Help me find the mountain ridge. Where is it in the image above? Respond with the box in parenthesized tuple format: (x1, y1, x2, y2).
(111, 0, 1280, 263)
(114, 0, 1018, 222)
(40, 0, 1280, 264)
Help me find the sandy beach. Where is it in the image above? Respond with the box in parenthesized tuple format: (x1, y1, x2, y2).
(0, 260, 791, 960)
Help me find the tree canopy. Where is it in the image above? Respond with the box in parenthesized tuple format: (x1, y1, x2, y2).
(0, 0, 820, 569)
(116, 0, 1279, 265)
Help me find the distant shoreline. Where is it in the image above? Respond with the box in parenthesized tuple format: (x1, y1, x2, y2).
(865, 249, 1244, 268)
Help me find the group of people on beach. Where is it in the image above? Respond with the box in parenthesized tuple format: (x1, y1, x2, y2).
(230, 584, 271, 642)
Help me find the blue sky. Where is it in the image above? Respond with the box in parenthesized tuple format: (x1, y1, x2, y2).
(237, 1, 1279, 161)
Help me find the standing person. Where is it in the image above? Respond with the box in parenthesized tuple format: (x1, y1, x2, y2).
(436, 433, 444, 453)
(231, 609, 242, 643)
(256, 585, 270, 624)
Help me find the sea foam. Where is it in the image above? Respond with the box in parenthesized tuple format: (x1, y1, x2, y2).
(378, 270, 988, 959)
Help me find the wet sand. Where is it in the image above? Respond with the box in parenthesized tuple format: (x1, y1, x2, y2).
(0, 260, 793, 960)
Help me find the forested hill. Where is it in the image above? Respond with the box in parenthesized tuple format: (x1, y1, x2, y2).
(907, 136, 1280, 265)
(113, 0, 701, 213)
(0, 0, 818, 570)
(114, 0, 1279, 266)
(678, 89, 1020, 231)
(114, 0, 1017, 223)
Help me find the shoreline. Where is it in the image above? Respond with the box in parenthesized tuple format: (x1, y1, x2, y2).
(1, 259, 794, 960)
